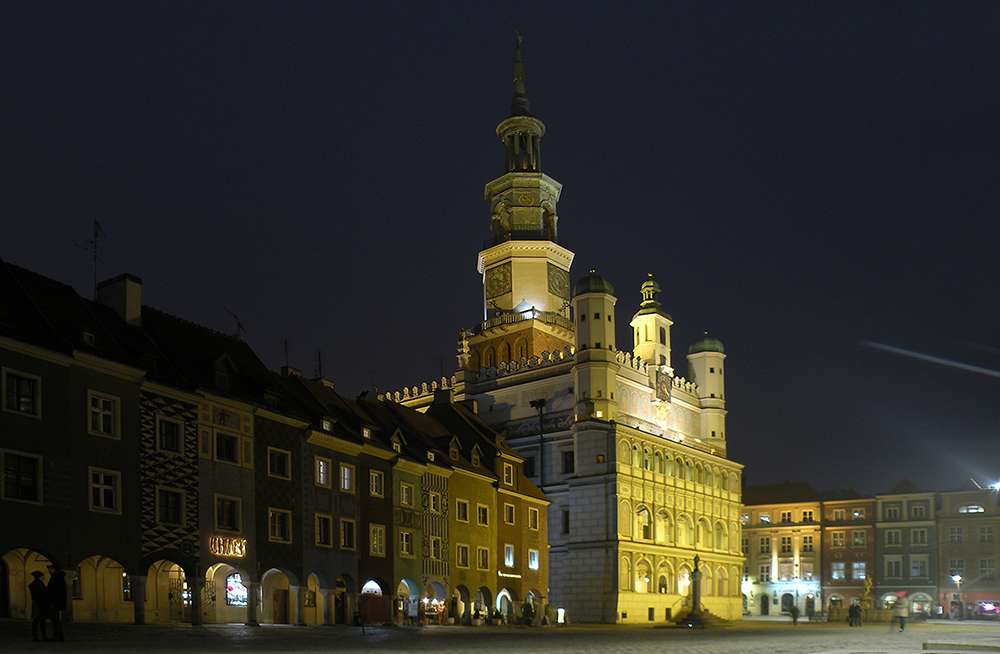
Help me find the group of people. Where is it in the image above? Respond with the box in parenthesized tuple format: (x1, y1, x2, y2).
(27, 565, 67, 642)
(847, 603, 863, 626)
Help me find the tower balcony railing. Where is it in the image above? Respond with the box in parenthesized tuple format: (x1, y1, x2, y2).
(466, 307, 573, 336)
(483, 227, 556, 249)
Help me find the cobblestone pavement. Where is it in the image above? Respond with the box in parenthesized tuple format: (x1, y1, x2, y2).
(1, 618, 998, 654)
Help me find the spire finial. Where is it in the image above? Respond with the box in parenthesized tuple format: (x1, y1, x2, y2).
(510, 31, 531, 117)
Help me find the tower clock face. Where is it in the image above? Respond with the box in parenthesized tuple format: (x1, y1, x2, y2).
(485, 263, 512, 299)
(547, 263, 570, 299)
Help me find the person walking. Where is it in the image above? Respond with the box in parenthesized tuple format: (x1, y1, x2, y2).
(790, 605, 800, 625)
(892, 601, 908, 632)
(29, 571, 49, 642)
(46, 565, 67, 642)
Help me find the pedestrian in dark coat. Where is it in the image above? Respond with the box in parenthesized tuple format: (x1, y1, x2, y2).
(29, 571, 49, 641)
(46, 565, 66, 642)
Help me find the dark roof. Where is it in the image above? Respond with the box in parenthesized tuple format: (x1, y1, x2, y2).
(818, 488, 868, 501)
(885, 479, 923, 495)
(742, 481, 820, 506)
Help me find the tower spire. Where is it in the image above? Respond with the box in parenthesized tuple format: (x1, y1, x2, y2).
(510, 31, 531, 117)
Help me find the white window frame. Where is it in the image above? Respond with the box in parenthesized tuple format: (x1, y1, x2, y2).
(88, 467, 121, 514)
(456, 499, 469, 522)
(504, 503, 515, 525)
(504, 543, 514, 567)
(429, 491, 441, 514)
(2, 368, 41, 418)
(370, 470, 384, 497)
(456, 543, 470, 568)
(528, 507, 539, 530)
(400, 530, 415, 557)
(88, 391, 120, 439)
(430, 536, 442, 560)
(214, 430, 241, 464)
(503, 462, 515, 485)
(477, 546, 490, 570)
(477, 504, 489, 526)
(528, 548, 539, 570)
(401, 482, 414, 507)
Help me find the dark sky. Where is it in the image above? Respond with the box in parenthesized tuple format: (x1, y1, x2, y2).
(3, 2, 999, 497)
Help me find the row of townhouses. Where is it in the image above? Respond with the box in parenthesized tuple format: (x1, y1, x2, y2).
(1, 261, 549, 626)
(743, 481, 1000, 620)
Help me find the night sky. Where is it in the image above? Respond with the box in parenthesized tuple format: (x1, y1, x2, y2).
(3, 2, 998, 497)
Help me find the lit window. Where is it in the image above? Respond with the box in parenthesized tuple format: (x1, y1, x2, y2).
(363, 427, 371, 439)
(89, 468, 120, 513)
(832, 531, 845, 547)
(958, 504, 985, 514)
(88, 392, 119, 438)
(852, 562, 866, 580)
(528, 549, 539, 570)
(340, 463, 355, 492)
(315, 457, 331, 487)
(758, 512, 770, 524)
(504, 544, 514, 567)
(268, 508, 292, 543)
(852, 531, 866, 546)
(3, 369, 40, 417)
(831, 562, 845, 580)
(226, 573, 248, 607)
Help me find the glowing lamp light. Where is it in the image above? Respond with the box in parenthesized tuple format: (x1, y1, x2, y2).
(991, 482, 1000, 491)
(595, 410, 603, 419)
(557, 608, 566, 624)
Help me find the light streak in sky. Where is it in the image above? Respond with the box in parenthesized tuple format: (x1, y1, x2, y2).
(862, 341, 1000, 379)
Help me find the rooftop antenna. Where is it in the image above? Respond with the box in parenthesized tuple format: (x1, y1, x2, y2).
(283, 339, 289, 368)
(316, 349, 323, 379)
(222, 306, 246, 340)
(76, 220, 107, 298)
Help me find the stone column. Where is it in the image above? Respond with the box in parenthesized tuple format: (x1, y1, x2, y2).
(132, 575, 147, 625)
(291, 585, 306, 625)
(245, 580, 260, 625)
(322, 589, 334, 625)
(187, 575, 203, 625)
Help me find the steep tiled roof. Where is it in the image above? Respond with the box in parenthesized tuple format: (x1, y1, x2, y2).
(742, 481, 820, 506)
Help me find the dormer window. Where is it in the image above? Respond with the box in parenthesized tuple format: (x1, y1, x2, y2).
(392, 442, 401, 453)
(322, 420, 332, 431)
(214, 368, 231, 390)
(958, 504, 985, 514)
(472, 454, 480, 466)
(363, 427, 371, 439)
(427, 451, 434, 461)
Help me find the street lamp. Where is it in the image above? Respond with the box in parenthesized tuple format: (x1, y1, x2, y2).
(951, 574, 962, 620)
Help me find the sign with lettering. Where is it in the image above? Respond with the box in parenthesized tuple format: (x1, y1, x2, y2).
(208, 536, 247, 558)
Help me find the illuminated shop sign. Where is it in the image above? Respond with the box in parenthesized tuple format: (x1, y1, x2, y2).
(208, 536, 247, 558)
(498, 571, 522, 579)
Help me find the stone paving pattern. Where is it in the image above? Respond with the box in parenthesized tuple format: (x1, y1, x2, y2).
(1, 617, 998, 654)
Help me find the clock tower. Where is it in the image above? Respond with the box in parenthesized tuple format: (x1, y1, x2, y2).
(465, 39, 575, 371)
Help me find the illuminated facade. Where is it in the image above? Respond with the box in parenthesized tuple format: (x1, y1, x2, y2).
(741, 483, 822, 617)
(819, 492, 876, 610)
(390, 44, 744, 624)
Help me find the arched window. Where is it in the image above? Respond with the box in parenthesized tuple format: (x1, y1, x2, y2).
(677, 516, 692, 546)
(500, 342, 511, 363)
(685, 461, 693, 482)
(636, 506, 651, 540)
(655, 510, 671, 543)
(654, 452, 663, 473)
(643, 448, 652, 470)
(665, 455, 674, 476)
(484, 347, 495, 368)
(706, 467, 715, 487)
(658, 563, 673, 594)
(226, 573, 248, 607)
(632, 446, 641, 468)
(636, 560, 652, 593)
(714, 522, 726, 550)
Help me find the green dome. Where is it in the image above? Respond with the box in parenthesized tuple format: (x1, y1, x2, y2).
(688, 333, 725, 355)
(573, 271, 615, 297)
